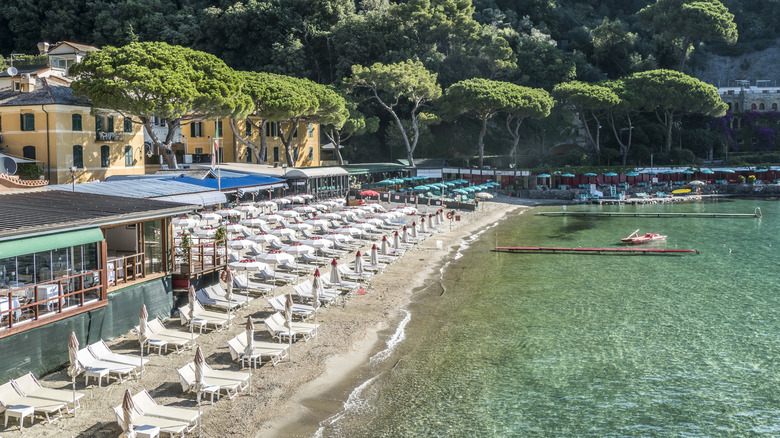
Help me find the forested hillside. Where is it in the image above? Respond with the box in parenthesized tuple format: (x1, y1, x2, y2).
(2, 0, 778, 168)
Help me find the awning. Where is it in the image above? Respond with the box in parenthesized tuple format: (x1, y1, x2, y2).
(0, 228, 104, 259)
(152, 191, 227, 207)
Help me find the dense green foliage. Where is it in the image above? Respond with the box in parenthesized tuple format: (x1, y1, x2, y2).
(2, 0, 773, 167)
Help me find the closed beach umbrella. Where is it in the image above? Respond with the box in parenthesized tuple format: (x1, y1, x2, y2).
(122, 389, 136, 437)
(394, 231, 402, 249)
(410, 223, 418, 239)
(138, 305, 149, 366)
(68, 332, 83, 416)
(355, 251, 363, 275)
(381, 236, 389, 255)
(194, 346, 205, 433)
(330, 259, 341, 284)
(421, 218, 427, 233)
(285, 294, 294, 360)
(311, 270, 321, 330)
(245, 316, 254, 391)
(370, 244, 379, 265)
(223, 267, 234, 321)
(188, 286, 196, 345)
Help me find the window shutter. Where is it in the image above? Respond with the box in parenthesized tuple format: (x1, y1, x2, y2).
(95, 116, 102, 132)
(108, 116, 114, 132)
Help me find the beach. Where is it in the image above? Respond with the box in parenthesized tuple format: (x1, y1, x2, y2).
(1, 197, 538, 438)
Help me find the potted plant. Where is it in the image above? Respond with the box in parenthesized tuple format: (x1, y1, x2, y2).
(180, 232, 191, 274)
(747, 175, 756, 184)
(738, 175, 746, 184)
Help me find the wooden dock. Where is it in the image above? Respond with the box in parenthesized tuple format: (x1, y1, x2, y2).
(494, 246, 699, 256)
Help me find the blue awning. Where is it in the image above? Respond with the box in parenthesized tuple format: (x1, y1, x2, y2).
(152, 191, 227, 207)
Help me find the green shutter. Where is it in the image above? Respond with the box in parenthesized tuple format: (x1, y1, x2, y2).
(0, 228, 104, 259)
(190, 123, 196, 137)
(108, 116, 114, 132)
(95, 116, 102, 132)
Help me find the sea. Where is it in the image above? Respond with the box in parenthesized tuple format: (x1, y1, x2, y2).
(311, 198, 780, 437)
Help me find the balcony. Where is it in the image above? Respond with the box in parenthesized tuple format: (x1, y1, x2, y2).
(95, 131, 124, 142)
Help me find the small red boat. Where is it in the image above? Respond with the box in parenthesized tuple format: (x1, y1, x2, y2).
(621, 229, 667, 244)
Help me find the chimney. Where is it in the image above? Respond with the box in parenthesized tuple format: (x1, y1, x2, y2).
(37, 42, 50, 55)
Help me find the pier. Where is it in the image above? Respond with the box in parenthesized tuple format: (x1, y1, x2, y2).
(535, 210, 760, 219)
(494, 246, 699, 256)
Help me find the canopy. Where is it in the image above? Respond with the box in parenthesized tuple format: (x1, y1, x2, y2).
(0, 228, 104, 258)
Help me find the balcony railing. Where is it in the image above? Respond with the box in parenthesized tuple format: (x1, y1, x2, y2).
(96, 131, 124, 142)
(107, 252, 145, 287)
(174, 238, 228, 276)
(0, 270, 103, 332)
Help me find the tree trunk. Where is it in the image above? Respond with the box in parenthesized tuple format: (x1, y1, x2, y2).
(477, 115, 488, 169)
(324, 128, 345, 166)
(142, 119, 178, 169)
(228, 119, 262, 163)
(258, 121, 267, 164)
(678, 36, 692, 71)
(370, 87, 414, 167)
(506, 114, 525, 159)
(278, 121, 298, 168)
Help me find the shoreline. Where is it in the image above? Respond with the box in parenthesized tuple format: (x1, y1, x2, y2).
(0, 197, 538, 438)
(263, 199, 531, 437)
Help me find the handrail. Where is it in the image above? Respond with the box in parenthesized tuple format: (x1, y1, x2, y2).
(175, 238, 228, 276)
(107, 252, 145, 286)
(0, 269, 103, 330)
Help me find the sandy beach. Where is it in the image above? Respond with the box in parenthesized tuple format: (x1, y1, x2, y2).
(1, 197, 544, 438)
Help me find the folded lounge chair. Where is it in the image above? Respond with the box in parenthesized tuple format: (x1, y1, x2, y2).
(131, 389, 199, 433)
(10, 372, 84, 415)
(112, 404, 190, 438)
(87, 340, 149, 373)
(0, 381, 65, 425)
(226, 335, 289, 368)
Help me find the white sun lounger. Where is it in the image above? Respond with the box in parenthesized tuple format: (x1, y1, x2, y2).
(131, 389, 199, 433)
(11, 372, 84, 414)
(268, 295, 315, 319)
(196, 288, 243, 311)
(76, 348, 136, 384)
(226, 335, 289, 368)
(0, 381, 65, 424)
(233, 273, 275, 295)
(270, 312, 318, 338)
(292, 282, 339, 306)
(257, 267, 297, 284)
(112, 405, 189, 437)
(178, 303, 230, 332)
(338, 265, 372, 281)
(87, 340, 149, 372)
(207, 284, 253, 307)
(264, 312, 315, 342)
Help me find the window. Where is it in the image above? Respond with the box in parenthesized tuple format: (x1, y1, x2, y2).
(12, 82, 20, 92)
(95, 115, 114, 132)
(293, 147, 299, 163)
(72, 114, 82, 131)
(101, 145, 110, 167)
(73, 145, 83, 168)
(266, 122, 278, 137)
(190, 122, 203, 137)
(124, 146, 133, 167)
(245, 120, 252, 137)
(195, 148, 203, 154)
(21, 113, 35, 131)
(308, 123, 314, 138)
(124, 117, 133, 133)
(751, 103, 757, 111)
(215, 120, 223, 137)
(0, 115, 2, 131)
(50, 57, 67, 70)
(273, 147, 279, 162)
(773, 103, 778, 111)
(759, 103, 765, 111)
(292, 124, 297, 138)
(22, 146, 36, 160)
(246, 149, 252, 163)
(309, 146, 313, 161)
(734, 103, 739, 111)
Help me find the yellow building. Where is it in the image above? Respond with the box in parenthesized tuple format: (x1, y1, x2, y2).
(0, 76, 146, 184)
(180, 118, 322, 167)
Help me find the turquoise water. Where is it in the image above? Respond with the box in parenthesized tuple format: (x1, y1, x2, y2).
(317, 199, 780, 437)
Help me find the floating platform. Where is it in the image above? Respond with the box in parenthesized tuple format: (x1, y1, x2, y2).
(494, 246, 699, 256)
(535, 211, 760, 218)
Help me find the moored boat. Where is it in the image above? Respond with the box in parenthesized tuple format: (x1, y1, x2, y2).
(621, 229, 667, 244)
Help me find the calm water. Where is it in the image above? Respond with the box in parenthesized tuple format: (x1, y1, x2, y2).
(316, 198, 780, 437)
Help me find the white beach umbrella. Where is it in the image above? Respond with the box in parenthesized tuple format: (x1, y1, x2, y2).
(256, 251, 295, 265)
(402, 227, 411, 244)
(364, 218, 384, 226)
(239, 218, 268, 228)
(350, 222, 377, 231)
(262, 214, 283, 223)
(67, 332, 83, 416)
(410, 223, 418, 239)
(287, 195, 305, 203)
(689, 180, 706, 186)
(310, 203, 329, 211)
(294, 206, 317, 214)
(199, 212, 222, 223)
(475, 192, 493, 199)
(235, 204, 259, 214)
(381, 236, 389, 255)
(330, 259, 341, 284)
(354, 251, 364, 275)
(226, 223, 249, 234)
(318, 213, 341, 221)
(248, 232, 281, 246)
(138, 305, 149, 368)
(311, 270, 321, 330)
(302, 238, 334, 249)
(281, 243, 315, 256)
(273, 198, 291, 205)
(193, 228, 217, 239)
(287, 222, 314, 231)
(122, 389, 136, 437)
(370, 244, 379, 265)
(257, 200, 277, 208)
(337, 210, 357, 219)
(216, 208, 242, 217)
(337, 227, 364, 237)
(229, 260, 269, 272)
(394, 231, 402, 249)
(304, 219, 331, 229)
(300, 194, 315, 199)
(188, 286, 197, 346)
(278, 210, 300, 218)
(172, 217, 199, 229)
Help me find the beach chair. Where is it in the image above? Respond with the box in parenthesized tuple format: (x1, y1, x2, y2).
(233, 273, 275, 296)
(178, 303, 230, 332)
(179, 362, 249, 400)
(131, 389, 199, 433)
(319, 247, 348, 258)
(295, 280, 341, 304)
(138, 318, 197, 354)
(338, 265, 372, 282)
(270, 312, 318, 338)
(111, 404, 190, 437)
(321, 277, 359, 293)
(0, 381, 65, 425)
(279, 261, 316, 275)
(268, 294, 316, 319)
(264, 312, 315, 342)
(300, 253, 331, 266)
(226, 335, 289, 368)
(76, 348, 136, 384)
(176, 365, 224, 404)
(195, 288, 242, 311)
(257, 267, 297, 285)
(10, 373, 84, 414)
(87, 340, 149, 372)
(208, 284, 253, 308)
